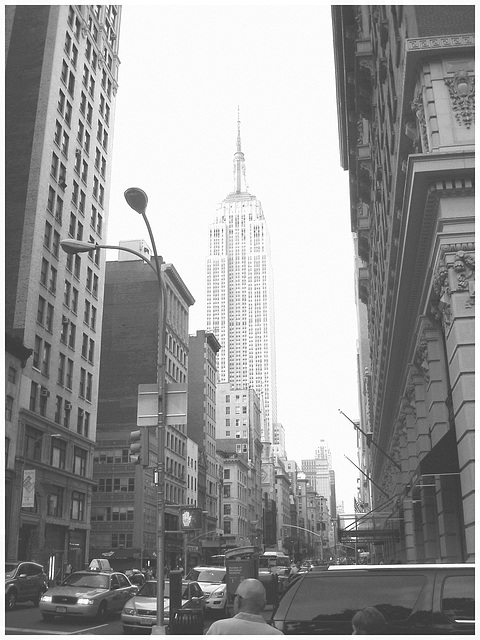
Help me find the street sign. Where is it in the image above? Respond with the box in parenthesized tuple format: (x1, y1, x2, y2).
(137, 384, 158, 427)
(166, 383, 187, 425)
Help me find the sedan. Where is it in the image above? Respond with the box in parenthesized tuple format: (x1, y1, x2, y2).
(121, 580, 205, 633)
(39, 569, 138, 621)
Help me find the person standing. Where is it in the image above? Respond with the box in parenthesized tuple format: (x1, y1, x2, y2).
(206, 578, 283, 635)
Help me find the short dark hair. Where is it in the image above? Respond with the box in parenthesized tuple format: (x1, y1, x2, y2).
(352, 606, 386, 634)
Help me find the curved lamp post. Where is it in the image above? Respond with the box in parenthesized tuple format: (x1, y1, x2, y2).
(61, 187, 167, 634)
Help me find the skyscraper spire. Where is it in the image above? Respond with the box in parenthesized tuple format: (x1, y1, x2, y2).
(237, 106, 241, 153)
(233, 107, 247, 194)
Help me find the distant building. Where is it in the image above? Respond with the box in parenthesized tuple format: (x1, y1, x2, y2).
(216, 383, 263, 548)
(5, 5, 121, 578)
(186, 438, 199, 507)
(187, 330, 221, 550)
(91, 250, 195, 570)
(272, 423, 288, 460)
(302, 440, 335, 515)
(332, 5, 475, 562)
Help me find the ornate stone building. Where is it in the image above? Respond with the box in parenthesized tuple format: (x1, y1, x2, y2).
(332, 5, 474, 562)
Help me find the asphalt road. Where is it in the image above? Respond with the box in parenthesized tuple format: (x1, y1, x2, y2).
(5, 602, 276, 635)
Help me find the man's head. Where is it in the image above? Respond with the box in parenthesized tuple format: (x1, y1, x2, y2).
(234, 578, 267, 615)
(351, 606, 386, 635)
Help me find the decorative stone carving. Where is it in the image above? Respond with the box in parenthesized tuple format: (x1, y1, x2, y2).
(414, 340, 430, 382)
(452, 251, 475, 308)
(411, 90, 429, 151)
(432, 260, 451, 327)
(445, 70, 475, 129)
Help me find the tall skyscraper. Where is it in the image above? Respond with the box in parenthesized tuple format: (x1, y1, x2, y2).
(206, 114, 278, 442)
(5, 5, 121, 576)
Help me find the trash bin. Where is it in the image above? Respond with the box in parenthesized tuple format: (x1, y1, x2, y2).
(170, 608, 204, 635)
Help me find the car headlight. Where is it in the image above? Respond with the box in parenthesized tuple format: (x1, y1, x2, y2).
(41, 595, 53, 603)
(123, 607, 136, 615)
(77, 597, 95, 606)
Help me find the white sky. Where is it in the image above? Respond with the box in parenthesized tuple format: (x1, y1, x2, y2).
(106, 3, 361, 511)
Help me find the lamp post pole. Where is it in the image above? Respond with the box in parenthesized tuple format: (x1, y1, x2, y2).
(61, 187, 168, 633)
(124, 188, 167, 635)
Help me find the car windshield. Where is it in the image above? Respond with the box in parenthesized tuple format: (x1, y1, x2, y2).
(137, 581, 190, 599)
(63, 573, 109, 589)
(187, 569, 225, 583)
(5, 564, 19, 577)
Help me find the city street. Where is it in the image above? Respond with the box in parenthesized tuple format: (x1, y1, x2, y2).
(5, 602, 274, 635)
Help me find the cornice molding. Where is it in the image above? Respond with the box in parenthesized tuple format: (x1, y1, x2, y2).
(406, 34, 475, 52)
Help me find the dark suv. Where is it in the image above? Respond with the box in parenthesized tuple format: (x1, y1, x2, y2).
(270, 564, 475, 635)
(5, 561, 48, 610)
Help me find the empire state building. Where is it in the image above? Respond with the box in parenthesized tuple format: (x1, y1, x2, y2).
(206, 115, 278, 442)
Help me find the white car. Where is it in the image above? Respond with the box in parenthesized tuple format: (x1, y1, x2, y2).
(121, 579, 205, 633)
(185, 566, 227, 616)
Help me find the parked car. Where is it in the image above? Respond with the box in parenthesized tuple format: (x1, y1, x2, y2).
(121, 579, 205, 633)
(185, 566, 227, 616)
(270, 563, 475, 635)
(5, 561, 48, 610)
(39, 568, 138, 621)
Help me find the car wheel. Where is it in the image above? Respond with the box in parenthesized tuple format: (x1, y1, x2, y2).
(96, 601, 108, 620)
(42, 613, 55, 622)
(6, 590, 17, 611)
(32, 590, 43, 607)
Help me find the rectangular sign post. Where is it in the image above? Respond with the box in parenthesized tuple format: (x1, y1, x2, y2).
(137, 384, 158, 427)
(22, 469, 36, 508)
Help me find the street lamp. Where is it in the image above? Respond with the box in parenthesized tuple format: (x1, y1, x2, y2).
(61, 187, 168, 634)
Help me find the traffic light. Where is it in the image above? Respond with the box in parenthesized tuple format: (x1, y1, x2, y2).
(180, 507, 203, 530)
(129, 428, 149, 465)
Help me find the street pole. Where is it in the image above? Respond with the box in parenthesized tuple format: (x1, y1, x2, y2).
(61, 186, 168, 634)
(124, 188, 166, 635)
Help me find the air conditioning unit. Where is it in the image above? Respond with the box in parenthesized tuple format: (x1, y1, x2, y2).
(40, 389, 50, 397)
(62, 316, 69, 325)
(65, 401, 73, 410)
(75, 148, 82, 156)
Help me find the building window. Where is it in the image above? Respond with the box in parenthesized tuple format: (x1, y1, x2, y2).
(223, 485, 231, 498)
(6, 395, 14, 422)
(73, 447, 87, 476)
(47, 486, 64, 517)
(33, 335, 42, 369)
(29, 382, 38, 412)
(112, 533, 132, 548)
(224, 469, 230, 479)
(224, 521, 231, 534)
(8, 366, 16, 384)
(25, 426, 43, 460)
(71, 491, 85, 520)
(224, 504, 231, 515)
(51, 438, 66, 469)
(54, 396, 62, 424)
